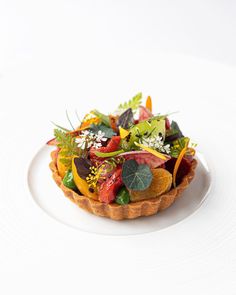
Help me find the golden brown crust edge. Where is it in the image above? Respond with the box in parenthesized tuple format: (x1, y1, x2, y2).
(49, 151, 197, 220)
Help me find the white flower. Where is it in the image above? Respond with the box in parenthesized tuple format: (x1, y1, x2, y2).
(93, 142, 102, 149)
(75, 137, 86, 149)
(76, 129, 107, 150)
(95, 130, 107, 143)
(82, 130, 90, 136)
(141, 135, 171, 154)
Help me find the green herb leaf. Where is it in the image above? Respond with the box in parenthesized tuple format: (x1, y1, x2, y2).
(165, 121, 184, 143)
(171, 121, 183, 137)
(62, 170, 77, 190)
(91, 110, 110, 127)
(54, 129, 77, 150)
(51, 122, 71, 132)
(170, 137, 190, 158)
(59, 157, 72, 167)
(122, 159, 153, 191)
(115, 187, 130, 205)
(118, 92, 142, 113)
(90, 123, 116, 138)
(54, 129, 78, 169)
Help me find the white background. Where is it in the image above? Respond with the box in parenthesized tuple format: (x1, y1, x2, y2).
(0, 1, 236, 295)
(1, 0, 236, 71)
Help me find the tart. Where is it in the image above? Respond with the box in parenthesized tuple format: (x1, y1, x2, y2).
(47, 93, 197, 220)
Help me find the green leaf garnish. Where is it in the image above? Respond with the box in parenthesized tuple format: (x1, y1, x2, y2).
(121, 159, 153, 191)
(51, 122, 71, 132)
(170, 137, 190, 158)
(91, 110, 110, 127)
(115, 187, 130, 205)
(89, 123, 116, 138)
(66, 110, 75, 130)
(54, 129, 78, 168)
(118, 92, 142, 113)
(170, 121, 183, 137)
(94, 149, 124, 158)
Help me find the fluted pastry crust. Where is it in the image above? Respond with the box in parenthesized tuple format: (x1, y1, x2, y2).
(49, 150, 197, 220)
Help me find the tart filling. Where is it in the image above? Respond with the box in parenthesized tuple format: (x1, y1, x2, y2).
(48, 93, 197, 219)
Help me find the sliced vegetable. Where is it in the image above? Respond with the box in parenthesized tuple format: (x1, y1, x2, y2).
(121, 118, 166, 150)
(129, 168, 172, 202)
(172, 139, 189, 188)
(109, 114, 119, 132)
(120, 150, 170, 168)
(165, 157, 192, 186)
(122, 159, 153, 191)
(139, 105, 153, 121)
(94, 149, 124, 158)
(145, 96, 152, 112)
(80, 115, 101, 130)
(90, 136, 121, 159)
(99, 167, 123, 203)
(134, 142, 168, 160)
(72, 157, 98, 200)
(62, 170, 77, 190)
(119, 127, 130, 139)
(115, 187, 130, 205)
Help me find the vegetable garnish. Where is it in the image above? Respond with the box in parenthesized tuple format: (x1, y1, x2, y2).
(145, 96, 152, 112)
(89, 123, 116, 139)
(119, 127, 130, 139)
(48, 92, 197, 213)
(117, 108, 134, 129)
(54, 129, 79, 168)
(122, 159, 153, 191)
(94, 149, 124, 158)
(172, 138, 190, 188)
(115, 187, 130, 205)
(117, 92, 142, 114)
(134, 142, 168, 160)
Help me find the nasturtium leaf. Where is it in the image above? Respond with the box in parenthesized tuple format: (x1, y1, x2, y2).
(90, 123, 116, 138)
(74, 157, 92, 180)
(122, 159, 153, 191)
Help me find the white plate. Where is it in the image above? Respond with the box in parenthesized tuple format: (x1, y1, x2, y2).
(1, 51, 236, 294)
(27, 146, 211, 235)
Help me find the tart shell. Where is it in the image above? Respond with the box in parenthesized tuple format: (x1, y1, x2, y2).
(49, 150, 197, 220)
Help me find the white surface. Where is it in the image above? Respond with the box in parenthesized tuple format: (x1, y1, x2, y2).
(28, 147, 211, 235)
(1, 1, 236, 294)
(1, 0, 236, 71)
(0, 51, 236, 295)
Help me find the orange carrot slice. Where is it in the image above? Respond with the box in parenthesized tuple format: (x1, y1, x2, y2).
(146, 96, 152, 112)
(172, 139, 189, 188)
(134, 142, 167, 160)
